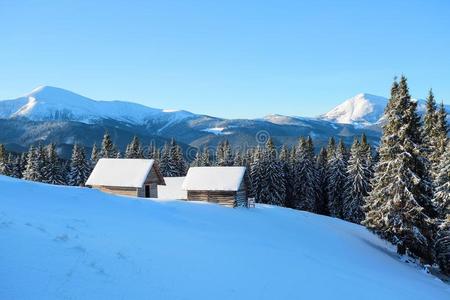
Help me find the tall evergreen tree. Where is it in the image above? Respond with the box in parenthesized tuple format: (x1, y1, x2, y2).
(315, 147, 329, 215)
(68, 144, 91, 186)
(0, 144, 7, 175)
(280, 144, 294, 208)
(327, 139, 348, 218)
(201, 147, 211, 166)
(257, 138, 286, 206)
(125, 136, 144, 158)
(23, 146, 41, 182)
(433, 142, 450, 219)
(423, 89, 439, 169)
(42, 143, 65, 185)
(434, 215, 450, 275)
(100, 132, 117, 158)
(292, 137, 317, 212)
(364, 77, 434, 262)
(216, 140, 233, 166)
(343, 137, 371, 224)
(90, 143, 100, 167)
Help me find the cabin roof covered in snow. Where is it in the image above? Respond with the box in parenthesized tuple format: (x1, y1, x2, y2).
(182, 167, 246, 191)
(86, 158, 164, 188)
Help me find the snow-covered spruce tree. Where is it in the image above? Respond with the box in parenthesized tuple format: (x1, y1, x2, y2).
(364, 77, 434, 262)
(315, 147, 329, 215)
(100, 132, 117, 158)
(191, 149, 203, 167)
(422, 89, 439, 171)
(147, 142, 160, 161)
(327, 139, 348, 218)
(258, 138, 286, 206)
(201, 147, 211, 166)
(0, 144, 8, 175)
(250, 146, 264, 202)
(22, 146, 42, 182)
(433, 142, 450, 219)
(9, 154, 22, 178)
(233, 149, 244, 166)
(125, 136, 144, 159)
(171, 140, 186, 176)
(42, 143, 65, 185)
(68, 144, 91, 186)
(159, 142, 171, 176)
(90, 143, 100, 168)
(279, 144, 294, 208)
(292, 137, 317, 212)
(432, 102, 449, 179)
(343, 137, 372, 224)
(216, 140, 233, 166)
(434, 214, 450, 275)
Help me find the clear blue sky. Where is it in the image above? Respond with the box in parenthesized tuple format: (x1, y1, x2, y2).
(0, 0, 449, 118)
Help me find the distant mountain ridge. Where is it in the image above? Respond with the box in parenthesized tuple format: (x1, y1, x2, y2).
(0, 86, 448, 156)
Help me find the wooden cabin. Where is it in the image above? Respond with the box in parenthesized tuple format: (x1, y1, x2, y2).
(85, 158, 165, 198)
(182, 167, 248, 208)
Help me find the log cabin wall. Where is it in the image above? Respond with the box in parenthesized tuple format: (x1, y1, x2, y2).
(187, 190, 237, 208)
(93, 185, 138, 197)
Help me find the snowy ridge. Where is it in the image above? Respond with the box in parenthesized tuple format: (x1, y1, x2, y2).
(0, 175, 448, 299)
(0, 86, 195, 125)
(320, 93, 388, 125)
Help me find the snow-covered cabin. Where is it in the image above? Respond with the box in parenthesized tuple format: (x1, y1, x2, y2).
(182, 167, 247, 207)
(85, 158, 165, 198)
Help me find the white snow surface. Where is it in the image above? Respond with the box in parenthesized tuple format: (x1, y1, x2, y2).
(0, 86, 195, 125)
(157, 177, 187, 199)
(182, 167, 246, 191)
(320, 93, 388, 125)
(0, 176, 448, 299)
(201, 127, 232, 135)
(85, 158, 157, 188)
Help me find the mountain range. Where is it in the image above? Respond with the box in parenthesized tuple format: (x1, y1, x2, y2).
(0, 86, 448, 158)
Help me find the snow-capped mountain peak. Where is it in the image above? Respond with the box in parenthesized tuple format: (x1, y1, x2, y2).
(320, 93, 388, 125)
(0, 86, 195, 125)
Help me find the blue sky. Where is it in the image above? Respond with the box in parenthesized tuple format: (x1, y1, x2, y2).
(0, 0, 449, 118)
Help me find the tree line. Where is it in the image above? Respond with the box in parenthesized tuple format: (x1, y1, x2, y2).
(0, 76, 448, 274)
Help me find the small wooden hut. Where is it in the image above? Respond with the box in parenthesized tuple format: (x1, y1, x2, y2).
(85, 158, 165, 198)
(182, 167, 248, 207)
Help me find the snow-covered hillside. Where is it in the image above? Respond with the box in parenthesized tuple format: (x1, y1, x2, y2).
(321, 93, 450, 126)
(0, 176, 448, 299)
(0, 86, 195, 125)
(320, 93, 388, 125)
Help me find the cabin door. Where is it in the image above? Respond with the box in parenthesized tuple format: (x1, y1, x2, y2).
(145, 185, 150, 198)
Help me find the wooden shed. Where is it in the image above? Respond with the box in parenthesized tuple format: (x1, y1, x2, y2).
(182, 167, 248, 208)
(85, 158, 165, 198)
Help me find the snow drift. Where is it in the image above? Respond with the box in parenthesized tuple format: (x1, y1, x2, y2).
(0, 176, 448, 299)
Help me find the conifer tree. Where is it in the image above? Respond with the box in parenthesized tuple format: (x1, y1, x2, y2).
(217, 140, 233, 166)
(364, 77, 434, 262)
(423, 89, 439, 170)
(0, 144, 7, 175)
(100, 132, 116, 158)
(343, 137, 371, 224)
(23, 146, 41, 182)
(159, 142, 171, 176)
(292, 137, 317, 212)
(258, 138, 286, 206)
(434, 215, 450, 275)
(250, 146, 264, 202)
(327, 139, 348, 218)
(125, 136, 144, 158)
(90, 143, 100, 167)
(433, 142, 450, 219)
(201, 147, 211, 166)
(10, 154, 22, 178)
(280, 144, 294, 208)
(42, 143, 65, 185)
(233, 149, 244, 166)
(68, 144, 90, 186)
(191, 149, 203, 167)
(315, 147, 329, 215)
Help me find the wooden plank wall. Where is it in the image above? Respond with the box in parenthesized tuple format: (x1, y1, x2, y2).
(187, 190, 237, 208)
(93, 185, 138, 197)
